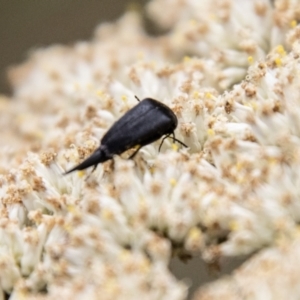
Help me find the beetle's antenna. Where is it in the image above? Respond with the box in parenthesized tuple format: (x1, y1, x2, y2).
(158, 133, 188, 152)
(173, 137, 188, 148)
(171, 133, 188, 148)
(158, 134, 171, 152)
(135, 95, 141, 102)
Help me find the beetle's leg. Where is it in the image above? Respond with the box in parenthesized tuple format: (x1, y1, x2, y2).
(129, 145, 142, 159)
(158, 134, 171, 152)
(159, 133, 188, 153)
(135, 95, 141, 102)
(91, 164, 98, 173)
(84, 164, 98, 181)
(171, 132, 188, 148)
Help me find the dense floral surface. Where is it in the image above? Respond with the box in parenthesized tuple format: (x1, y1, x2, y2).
(1, 1, 300, 299)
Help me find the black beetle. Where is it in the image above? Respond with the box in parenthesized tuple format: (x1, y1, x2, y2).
(64, 97, 187, 174)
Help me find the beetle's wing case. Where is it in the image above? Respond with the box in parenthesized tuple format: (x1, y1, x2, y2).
(102, 98, 178, 155)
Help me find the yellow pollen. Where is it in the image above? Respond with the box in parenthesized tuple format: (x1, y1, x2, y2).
(67, 205, 76, 213)
(86, 140, 96, 147)
(205, 92, 212, 99)
(237, 176, 245, 184)
(121, 95, 128, 102)
(229, 220, 239, 231)
(169, 178, 177, 186)
(209, 14, 216, 20)
(247, 56, 254, 64)
(104, 279, 118, 295)
(193, 91, 200, 99)
(275, 57, 282, 67)
(119, 249, 131, 262)
(290, 20, 297, 28)
(96, 90, 103, 97)
(139, 259, 150, 273)
(207, 128, 215, 136)
(249, 101, 258, 110)
(77, 170, 85, 178)
(235, 161, 243, 171)
(189, 19, 197, 26)
(188, 227, 201, 240)
(183, 56, 191, 62)
(276, 45, 286, 56)
(102, 209, 114, 220)
(30, 130, 43, 139)
(268, 157, 278, 165)
(172, 143, 179, 151)
(63, 223, 73, 232)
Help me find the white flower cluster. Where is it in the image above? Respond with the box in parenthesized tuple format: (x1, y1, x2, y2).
(147, 0, 300, 90)
(1, 0, 300, 299)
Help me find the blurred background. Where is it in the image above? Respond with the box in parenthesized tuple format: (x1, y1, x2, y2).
(0, 0, 150, 94)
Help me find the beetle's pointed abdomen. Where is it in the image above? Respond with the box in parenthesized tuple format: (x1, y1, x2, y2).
(64, 147, 109, 174)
